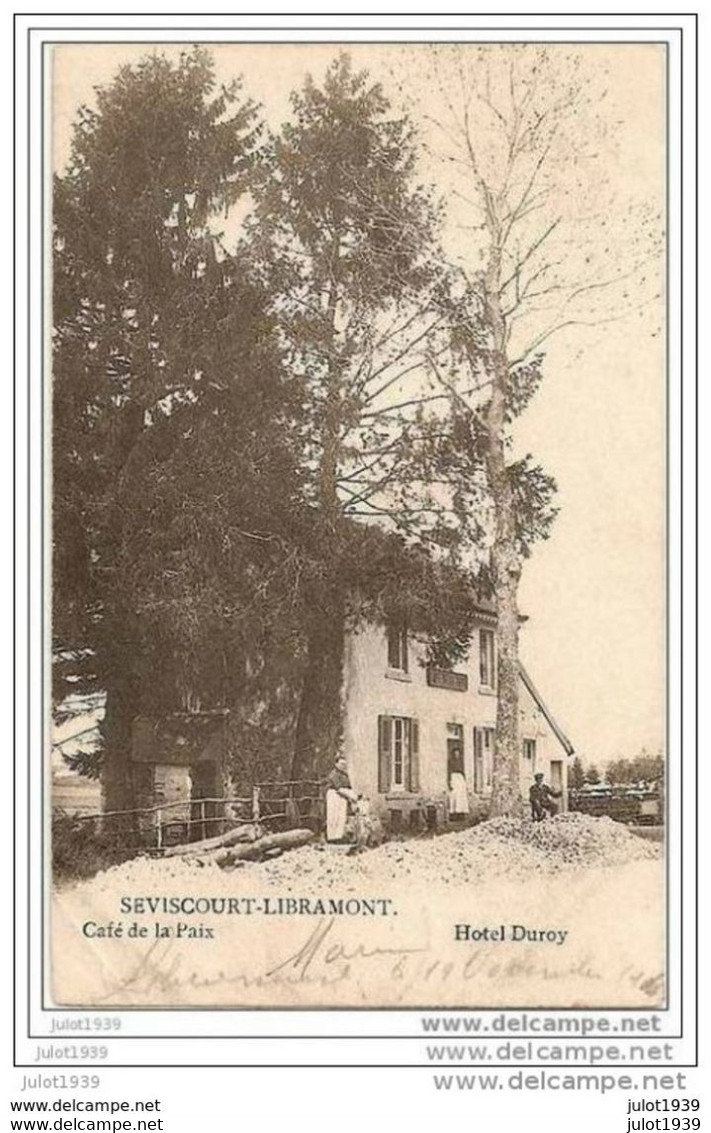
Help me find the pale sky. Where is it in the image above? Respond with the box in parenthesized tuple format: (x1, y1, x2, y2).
(51, 42, 667, 766)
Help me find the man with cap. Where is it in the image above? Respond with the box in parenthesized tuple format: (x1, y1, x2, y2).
(529, 772, 562, 821)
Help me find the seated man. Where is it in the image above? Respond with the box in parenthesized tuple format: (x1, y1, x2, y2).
(529, 772, 562, 821)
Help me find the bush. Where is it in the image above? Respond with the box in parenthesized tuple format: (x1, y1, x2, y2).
(52, 810, 133, 882)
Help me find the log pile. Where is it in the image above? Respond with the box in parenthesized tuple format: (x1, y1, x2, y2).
(161, 822, 314, 869)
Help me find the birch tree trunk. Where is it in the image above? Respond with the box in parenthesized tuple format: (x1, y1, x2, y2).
(482, 245, 525, 818)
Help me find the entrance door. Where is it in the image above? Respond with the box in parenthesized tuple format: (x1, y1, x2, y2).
(447, 723, 464, 778)
(190, 761, 221, 840)
(154, 764, 191, 846)
(550, 759, 564, 810)
(473, 727, 495, 793)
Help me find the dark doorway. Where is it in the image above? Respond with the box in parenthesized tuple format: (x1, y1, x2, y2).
(190, 761, 222, 841)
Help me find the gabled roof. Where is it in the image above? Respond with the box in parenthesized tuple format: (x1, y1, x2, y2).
(518, 663, 574, 756)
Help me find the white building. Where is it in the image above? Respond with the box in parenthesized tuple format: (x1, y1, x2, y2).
(342, 603, 573, 830)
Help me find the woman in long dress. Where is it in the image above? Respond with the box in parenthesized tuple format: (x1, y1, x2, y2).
(448, 745, 470, 821)
(326, 756, 358, 842)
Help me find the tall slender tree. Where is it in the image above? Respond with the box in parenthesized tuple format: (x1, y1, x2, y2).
(415, 45, 662, 815)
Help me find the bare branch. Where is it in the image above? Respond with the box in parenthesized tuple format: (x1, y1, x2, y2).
(362, 318, 445, 403)
(425, 351, 488, 424)
(511, 300, 654, 365)
(360, 392, 455, 420)
(336, 435, 405, 484)
(499, 218, 561, 297)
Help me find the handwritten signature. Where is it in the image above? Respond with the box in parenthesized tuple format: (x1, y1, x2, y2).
(92, 918, 664, 1006)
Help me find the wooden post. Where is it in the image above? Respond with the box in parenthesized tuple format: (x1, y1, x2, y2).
(200, 798, 206, 841)
(156, 808, 163, 850)
(252, 785, 260, 822)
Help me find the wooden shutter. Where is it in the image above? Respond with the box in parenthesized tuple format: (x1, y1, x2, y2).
(485, 728, 495, 788)
(408, 718, 420, 792)
(473, 727, 483, 793)
(378, 715, 392, 793)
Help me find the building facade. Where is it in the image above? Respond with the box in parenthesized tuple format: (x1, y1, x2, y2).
(342, 608, 573, 829)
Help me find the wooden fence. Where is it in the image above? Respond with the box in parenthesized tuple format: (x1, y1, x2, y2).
(54, 780, 324, 854)
(569, 789, 663, 826)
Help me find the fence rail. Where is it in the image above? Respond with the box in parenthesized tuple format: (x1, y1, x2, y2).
(53, 780, 326, 853)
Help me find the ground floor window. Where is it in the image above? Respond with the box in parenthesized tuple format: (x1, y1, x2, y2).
(522, 738, 537, 769)
(393, 717, 408, 787)
(473, 726, 495, 793)
(378, 715, 420, 793)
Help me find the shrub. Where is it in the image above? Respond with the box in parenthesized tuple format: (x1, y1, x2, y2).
(52, 810, 133, 882)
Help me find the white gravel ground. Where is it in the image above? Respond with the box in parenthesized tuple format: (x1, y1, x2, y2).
(52, 813, 664, 1010)
(70, 811, 660, 896)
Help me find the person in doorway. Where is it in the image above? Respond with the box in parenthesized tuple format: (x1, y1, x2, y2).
(448, 744, 469, 821)
(529, 772, 562, 821)
(325, 756, 358, 842)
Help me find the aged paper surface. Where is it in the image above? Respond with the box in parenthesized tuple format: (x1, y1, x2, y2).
(50, 41, 666, 1009)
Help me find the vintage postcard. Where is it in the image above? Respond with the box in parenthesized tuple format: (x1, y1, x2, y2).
(49, 40, 667, 1009)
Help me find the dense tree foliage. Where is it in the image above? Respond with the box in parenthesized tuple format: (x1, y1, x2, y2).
(54, 49, 491, 805)
(568, 756, 586, 792)
(606, 751, 664, 786)
(57, 46, 653, 818)
(53, 49, 305, 808)
(247, 55, 483, 780)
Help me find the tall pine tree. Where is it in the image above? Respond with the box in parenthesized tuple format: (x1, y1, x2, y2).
(53, 48, 299, 810)
(250, 55, 457, 781)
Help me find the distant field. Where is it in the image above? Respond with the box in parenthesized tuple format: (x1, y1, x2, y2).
(52, 776, 101, 815)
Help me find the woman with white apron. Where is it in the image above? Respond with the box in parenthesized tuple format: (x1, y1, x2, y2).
(326, 756, 358, 842)
(448, 744, 470, 821)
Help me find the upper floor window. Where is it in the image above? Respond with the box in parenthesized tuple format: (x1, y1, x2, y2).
(387, 622, 409, 673)
(523, 738, 537, 765)
(479, 628, 496, 689)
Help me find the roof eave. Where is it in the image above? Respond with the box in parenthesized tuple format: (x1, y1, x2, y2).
(518, 663, 575, 756)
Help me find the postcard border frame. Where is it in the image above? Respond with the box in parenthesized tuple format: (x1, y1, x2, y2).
(13, 12, 698, 1065)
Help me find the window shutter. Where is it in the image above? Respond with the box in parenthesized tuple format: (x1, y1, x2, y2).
(408, 719, 420, 792)
(485, 728, 495, 788)
(473, 727, 482, 793)
(378, 715, 392, 793)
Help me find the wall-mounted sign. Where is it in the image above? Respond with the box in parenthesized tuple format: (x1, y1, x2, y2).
(426, 668, 468, 692)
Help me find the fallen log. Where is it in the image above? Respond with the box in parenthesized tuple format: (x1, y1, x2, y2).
(161, 821, 264, 858)
(212, 827, 314, 869)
